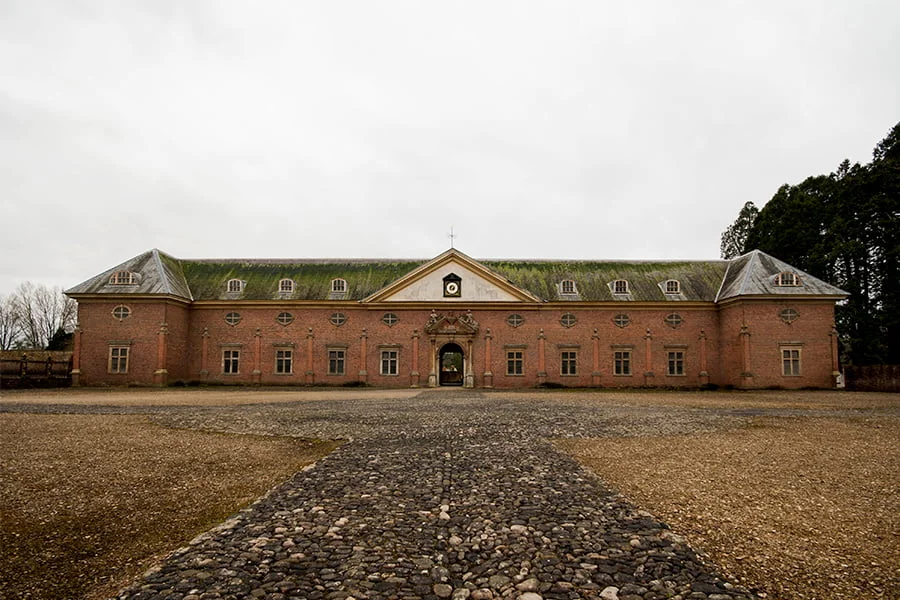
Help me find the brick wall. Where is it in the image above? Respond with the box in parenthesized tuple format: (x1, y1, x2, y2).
(717, 300, 837, 388)
(75, 299, 838, 389)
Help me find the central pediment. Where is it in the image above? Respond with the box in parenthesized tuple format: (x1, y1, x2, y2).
(363, 249, 540, 303)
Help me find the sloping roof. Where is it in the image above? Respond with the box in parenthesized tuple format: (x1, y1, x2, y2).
(180, 259, 423, 301)
(66, 248, 847, 304)
(716, 250, 847, 301)
(66, 249, 193, 300)
(483, 259, 728, 302)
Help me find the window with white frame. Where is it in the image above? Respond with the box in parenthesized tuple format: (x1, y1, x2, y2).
(665, 279, 681, 294)
(380, 350, 398, 375)
(613, 279, 629, 294)
(272, 349, 292, 374)
(560, 280, 577, 295)
(109, 270, 136, 285)
(108, 346, 129, 373)
(328, 349, 345, 375)
(782, 347, 801, 376)
(664, 313, 684, 328)
(613, 314, 630, 328)
(506, 350, 524, 376)
(224, 312, 242, 326)
(614, 350, 631, 376)
(507, 314, 525, 328)
(274, 349, 292, 374)
(667, 351, 685, 376)
(331, 278, 347, 293)
(223, 349, 240, 374)
(382, 313, 399, 327)
(275, 312, 294, 326)
(279, 279, 294, 294)
(560, 313, 577, 327)
(561, 351, 577, 375)
(780, 308, 799, 323)
(775, 272, 800, 286)
(330, 312, 347, 326)
(112, 305, 131, 321)
(227, 279, 244, 293)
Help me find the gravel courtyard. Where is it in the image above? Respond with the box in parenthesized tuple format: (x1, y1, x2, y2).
(1, 388, 896, 600)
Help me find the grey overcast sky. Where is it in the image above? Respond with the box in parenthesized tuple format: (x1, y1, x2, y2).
(1, 1, 898, 297)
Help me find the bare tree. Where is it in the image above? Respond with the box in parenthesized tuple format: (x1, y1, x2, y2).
(0, 294, 22, 350)
(10, 283, 77, 350)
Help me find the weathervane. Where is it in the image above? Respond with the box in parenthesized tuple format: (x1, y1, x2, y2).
(449, 226, 456, 248)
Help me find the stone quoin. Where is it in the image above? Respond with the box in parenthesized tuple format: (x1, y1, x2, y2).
(65, 247, 847, 389)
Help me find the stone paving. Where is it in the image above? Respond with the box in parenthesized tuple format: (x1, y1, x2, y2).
(91, 389, 756, 600)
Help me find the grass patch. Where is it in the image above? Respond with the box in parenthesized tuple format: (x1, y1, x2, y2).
(0, 414, 338, 600)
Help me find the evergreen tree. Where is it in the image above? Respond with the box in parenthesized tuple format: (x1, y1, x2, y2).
(725, 122, 900, 365)
(719, 201, 758, 259)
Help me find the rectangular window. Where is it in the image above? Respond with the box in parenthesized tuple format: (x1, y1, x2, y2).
(380, 350, 398, 376)
(506, 351, 524, 376)
(782, 348, 801, 376)
(275, 350, 292, 374)
(108, 346, 129, 373)
(614, 350, 631, 376)
(561, 351, 577, 375)
(223, 349, 240, 374)
(667, 351, 685, 376)
(328, 349, 345, 375)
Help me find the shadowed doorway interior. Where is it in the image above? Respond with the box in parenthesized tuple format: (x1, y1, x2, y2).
(439, 343, 464, 386)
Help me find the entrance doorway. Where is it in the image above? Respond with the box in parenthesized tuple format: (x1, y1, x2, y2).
(439, 343, 464, 386)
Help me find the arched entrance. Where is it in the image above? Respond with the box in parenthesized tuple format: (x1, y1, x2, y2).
(439, 343, 464, 386)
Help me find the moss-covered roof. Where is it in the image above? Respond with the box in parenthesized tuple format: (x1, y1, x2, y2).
(482, 260, 727, 302)
(66, 248, 845, 303)
(180, 259, 423, 301)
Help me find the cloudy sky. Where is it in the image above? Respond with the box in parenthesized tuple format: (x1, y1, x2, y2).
(1, 1, 898, 297)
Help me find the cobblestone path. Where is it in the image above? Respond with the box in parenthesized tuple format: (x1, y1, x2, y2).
(115, 390, 756, 600)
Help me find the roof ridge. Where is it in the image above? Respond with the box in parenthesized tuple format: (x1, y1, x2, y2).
(150, 249, 174, 296)
(736, 250, 761, 296)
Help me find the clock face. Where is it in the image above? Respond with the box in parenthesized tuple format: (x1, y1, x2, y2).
(444, 281, 460, 297)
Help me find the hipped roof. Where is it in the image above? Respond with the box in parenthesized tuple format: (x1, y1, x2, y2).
(66, 248, 847, 303)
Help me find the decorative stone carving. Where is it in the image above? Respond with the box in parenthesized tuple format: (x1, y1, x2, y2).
(424, 311, 479, 335)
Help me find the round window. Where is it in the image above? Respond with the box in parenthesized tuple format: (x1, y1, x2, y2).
(560, 313, 577, 328)
(382, 313, 399, 326)
(112, 305, 131, 321)
(780, 308, 799, 324)
(613, 313, 630, 328)
(330, 312, 347, 326)
(276, 312, 294, 326)
(224, 312, 242, 326)
(507, 314, 525, 328)
(664, 313, 683, 328)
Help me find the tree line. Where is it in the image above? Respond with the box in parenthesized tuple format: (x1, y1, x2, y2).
(721, 122, 899, 366)
(0, 283, 77, 351)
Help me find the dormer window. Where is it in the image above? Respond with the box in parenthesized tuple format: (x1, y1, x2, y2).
(612, 279, 629, 295)
(560, 280, 577, 295)
(775, 272, 800, 286)
(109, 270, 136, 285)
(226, 279, 244, 293)
(331, 278, 347, 294)
(664, 280, 681, 294)
(279, 279, 294, 294)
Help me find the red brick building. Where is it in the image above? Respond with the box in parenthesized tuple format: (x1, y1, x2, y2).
(66, 248, 846, 389)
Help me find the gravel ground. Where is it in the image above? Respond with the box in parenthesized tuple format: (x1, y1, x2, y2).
(1, 387, 897, 600)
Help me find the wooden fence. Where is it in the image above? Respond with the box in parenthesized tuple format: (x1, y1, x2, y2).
(844, 364, 900, 393)
(0, 351, 73, 389)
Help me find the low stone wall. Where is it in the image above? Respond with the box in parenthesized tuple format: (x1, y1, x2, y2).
(0, 350, 73, 389)
(844, 364, 900, 393)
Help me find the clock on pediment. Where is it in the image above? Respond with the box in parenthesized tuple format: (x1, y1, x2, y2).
(443, 272, 462, 297)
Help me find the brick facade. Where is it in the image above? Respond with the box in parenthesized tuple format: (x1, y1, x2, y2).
(66, 249, 846, 389)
